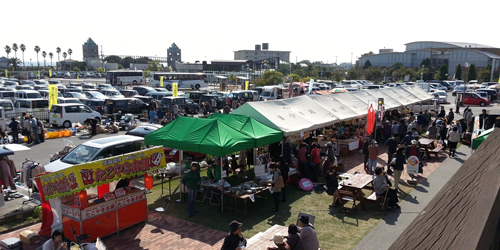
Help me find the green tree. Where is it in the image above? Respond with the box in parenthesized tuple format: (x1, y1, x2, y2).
(96, 67, 104, 73)
(8, 58, 21, 71)
(228, 74, 237, 84)
(146, 60, 161, 71)
(361, 51, 374, 56)
(300, 77, 316, 83)
(73, 67, 80, 73)
(455, 64, 462, 80)
(34, 45, 40, 69)
(287, 73, 301, 82)
(362, 67, 382, 81)
(257, 70, 283, 86)
(104, 55, 122, 63)
(121, 56, 134, 68)
(42, 51, 47, 68)
(20, 44, 26, 69)
(347, 68, 359, 79)
(332, 70, 344, 83)
(468, 63, 477, 81)
(56, 47, 61, 69)
(478, 64, 492, 82)
(62, 52, 67, 60)
(4, 45, 11, 58)
(143, 70, 150, 79)
(49, 52, 53, 68)
(363, 60, 372, 70)
(434, 70, 441, 81)
(392, 62, 404, 70)
(12, 43, 18, 59)
(420, 58, 430, 67)
(67, 48, 72, 60)
(438, 63, 448, 80)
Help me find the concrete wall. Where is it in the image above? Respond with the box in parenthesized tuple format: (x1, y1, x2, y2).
(129, 63, 148, 70)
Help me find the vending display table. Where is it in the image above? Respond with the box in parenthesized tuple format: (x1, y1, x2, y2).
(62, 189, 147, 242)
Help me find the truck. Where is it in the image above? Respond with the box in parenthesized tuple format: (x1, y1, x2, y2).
(259, 86, 285, 101)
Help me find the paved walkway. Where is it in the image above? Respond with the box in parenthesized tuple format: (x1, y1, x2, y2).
(0, 211, 227, 250)
(353, 145, 470, 250)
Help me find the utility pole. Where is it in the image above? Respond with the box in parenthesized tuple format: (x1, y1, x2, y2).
(335, 56, 338, 65)
(491, 59, 495, 82)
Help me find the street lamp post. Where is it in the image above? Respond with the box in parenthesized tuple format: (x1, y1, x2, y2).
(30, 59, 32, 69)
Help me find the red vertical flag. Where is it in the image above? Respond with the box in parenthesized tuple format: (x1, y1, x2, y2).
(366, 103, 375, 135)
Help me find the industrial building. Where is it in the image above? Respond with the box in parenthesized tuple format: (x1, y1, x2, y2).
(234, 43, 291, 63)
(359, 41, 500, 77)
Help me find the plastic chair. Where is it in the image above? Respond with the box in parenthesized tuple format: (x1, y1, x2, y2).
(153, 196, 170, 225)
(70, 227, 90, 245)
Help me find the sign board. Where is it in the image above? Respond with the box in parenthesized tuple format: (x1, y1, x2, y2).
(160, 76, 164, 87)
(102, 192, 116, 201)
(39, 147, 166, 199)
(114, 187, 126, 198)
(472, 115, 483, 140)
(173, 82, 178, 97)
(48, 85, 58, 110)
(407, 156, 419, 175)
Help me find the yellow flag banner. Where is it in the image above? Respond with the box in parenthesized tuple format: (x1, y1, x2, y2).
(245, 81, 249, 90)
(38, 71, 40, 79)
(4, 70, 7, 78)
(173, 82, 178, 97)
(160, 76, 164, 87)
(39, 147, 166, 200)
(49, 69, 52, 77)
(48, 85, 58, 110)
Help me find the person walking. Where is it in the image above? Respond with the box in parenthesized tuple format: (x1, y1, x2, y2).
(310, 144, 321, 182)
(416, 112, 424, 133)
(31, 116, 40, 144)
(278, 157, 289, 202)
(447, 127, 461, 157)
(8, 117, 20, 143)
(398, 120, 407, 143)
(438, 124, 448, 148)
(149, 108, 156, 124)
(367, 140, 379, 174)
(268, 163, 282, 212)
(447, 108, 454, 125)
(362, 137, 370, 172)
(382, 121, 392, 143)
(37, 117, 45, 143)
(23, 115, 32, 144)
(156, 108, 164, 121)
(181, 162, 200, 217)
(386, 133, 399, 169)
(427, 122, 438, 139)
(297, 143, 309, 179)
(392, 148, 406, 191)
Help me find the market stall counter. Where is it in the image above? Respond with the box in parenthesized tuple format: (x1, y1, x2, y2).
(35, 146, 166, 242)
(61, 188, 148, 242)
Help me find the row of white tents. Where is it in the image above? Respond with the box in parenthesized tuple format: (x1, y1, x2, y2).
(232, 86, 434, 136)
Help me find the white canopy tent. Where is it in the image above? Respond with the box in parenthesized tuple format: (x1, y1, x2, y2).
(233, 86, 434, 136)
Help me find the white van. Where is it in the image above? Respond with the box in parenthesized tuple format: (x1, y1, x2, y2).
(14, 99, 49, 113)
(50, 103, 101, 128)
(0, 91, 16, 103)
(44, 135, 146, 172)
(259, 86, 284, 101)
(15, 90, 42, 99)
(0, 100, 15, 116)
(409, 99, 440, 113)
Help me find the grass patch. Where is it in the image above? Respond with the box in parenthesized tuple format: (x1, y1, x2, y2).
(146, 167, 394, 250)
(0, 206, 42, 232)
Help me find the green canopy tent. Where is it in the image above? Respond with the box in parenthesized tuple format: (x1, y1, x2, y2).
(145, 116, 255, 156)
(472, 127, 495, 150)
(145, 116, 257, 211)
(208, 113, 284, 148)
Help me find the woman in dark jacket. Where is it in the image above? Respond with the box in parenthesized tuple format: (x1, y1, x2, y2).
(392, 147, 406, 191)
(325, 166, 341, 207)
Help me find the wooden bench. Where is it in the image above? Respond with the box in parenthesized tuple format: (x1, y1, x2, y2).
(428, 145, 444, 157)
(366, 192, 387, 210)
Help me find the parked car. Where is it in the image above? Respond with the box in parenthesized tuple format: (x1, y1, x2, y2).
(160, 96, 199, 114)
(15, 90, 42, 99)
(20, 80, 35, 86)
(476, 88, 498, 101)
(154, 88, 169, 93)
(119, 90, 140, 97)
(145, 92, 172, 101)
(200, 94, 225, 109)
(452, 86, 466, 96)
(82, 83, 97, 90)
(462, 92, 490, 106)
(101, 89, 125, 98)
(44, 135, 146, 172)
(102, 98, 148, 114)
(38, 90, 63, 99)
(132, 86, 156, 96)
(14, 98, 49, 113)
(84, 91, 108, 100)
(163, 148, 206, 163)
(50, 103, 101, 128)
(126, 124, 163, 137)
(184, 91, 205, 104)
(57, 97, 82, 104)
(82, 99, 106, 114)
(97, 83, 114, 90)
(15, 85, 34, 90)
(433, 90, 447, 104)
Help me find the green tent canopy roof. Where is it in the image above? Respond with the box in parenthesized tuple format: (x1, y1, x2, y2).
(144, 116, 256, 157)
(208, 113, 283, 148)
(472, 127, 495, 150)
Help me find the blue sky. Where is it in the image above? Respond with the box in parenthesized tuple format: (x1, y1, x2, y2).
(3, 0, 499, 66)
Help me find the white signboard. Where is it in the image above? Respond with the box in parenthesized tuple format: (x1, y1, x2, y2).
(407, 156, 419, 175)
(472, 115, 483, 140)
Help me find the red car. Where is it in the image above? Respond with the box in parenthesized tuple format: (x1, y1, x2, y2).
(462, 92, 490, 107)
(163, 148, 206, 162)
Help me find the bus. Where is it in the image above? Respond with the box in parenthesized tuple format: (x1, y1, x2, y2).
(106, 70, 145, 86)
(149, 72, 209, 90)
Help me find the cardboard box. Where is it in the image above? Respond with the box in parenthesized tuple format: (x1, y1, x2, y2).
(19, 230, 40, 246)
